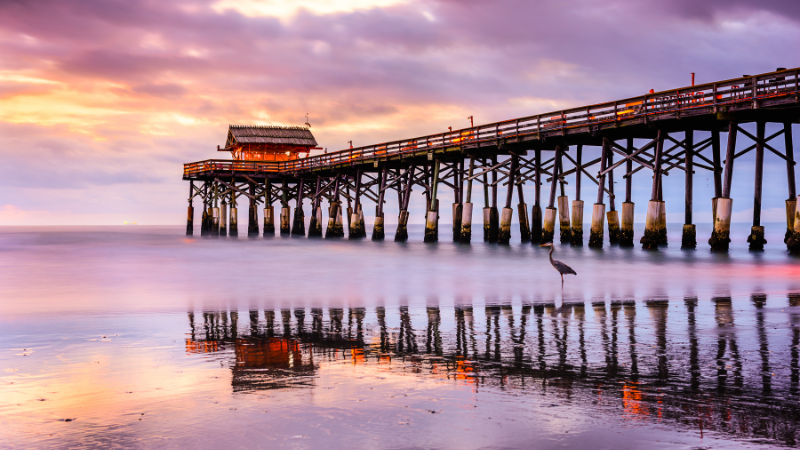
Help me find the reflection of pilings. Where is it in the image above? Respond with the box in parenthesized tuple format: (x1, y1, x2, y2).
(574, 303, 587, 377)
(250, 310, 259, 336)
(189, 311, 196, 341)
(791, 297, 800, 396)
(609, 302, 620, 378)
(264, 310, 275, 338)
(398, 306, 418, 354)
(647, 300, 669, 382)
(714, 297, 743, 393)
(455, 306, 467, 357)
(311, 308, 323, 340)
(377, 307, 388, 353)
(329, 308, 343, 340)
(485, 305, 501, 361)
(350, 308, 365, 344)
(753, 294, 772, 395)
(281, 309, 292, 337)
(624, 301, 638, 380)
(426, 307, 442, 355)
(684, 298, 700, 391)
(593, 302, 612, 377)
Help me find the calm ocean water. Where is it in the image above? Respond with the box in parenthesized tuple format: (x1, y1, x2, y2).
(2, 224, 800, 449)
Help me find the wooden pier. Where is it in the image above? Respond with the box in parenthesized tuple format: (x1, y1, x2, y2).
(183, 68, 800, 252)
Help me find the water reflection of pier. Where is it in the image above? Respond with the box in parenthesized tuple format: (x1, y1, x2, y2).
(187, 294, 800, 445)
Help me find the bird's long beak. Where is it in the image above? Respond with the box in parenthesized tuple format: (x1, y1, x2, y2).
(539, 244, 550, 247)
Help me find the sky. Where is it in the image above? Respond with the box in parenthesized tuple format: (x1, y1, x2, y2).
(1, 0, 799, 225)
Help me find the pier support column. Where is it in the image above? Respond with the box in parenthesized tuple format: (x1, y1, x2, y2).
(558, 195, 571, 244)
(542, 207, 556, 244)
(788, 196, 800, 254)
(186, 181, 194, 236)
(589, 203, 606, 248)
(531, 149, 543, 244)
(571, 145, 583, 246)
(619, 138, 635, 247)
(620, 202, 634, 246)
(518, 202, 530, 243)
(785, 123, 797, 245)
(424, 161, 440, 243)
(571, 200, 584, 246)
(211, 205, 220, 235)
(229, 191, 238, 237)
(372, 168, 387, 241)
(498, 155, 518, 244)
(590, 139, 610, 248)
(292, 178, 305, 236)
(349, 171, 365, 239)
(395, 210, 409, 242)
(280, 206, 291, 235)
(395, 166, 413, 242)
(327, 203, 342, 238)
(658, 200, 667, 246)
(710, 123, 737, 251)
(710, 198, 733, 252)
(642, 201, 662, 250)
(263, 178, 275, 236)
(682, 130, 697, 249)
(487, 156, 499, 243)
(483, 207, 491, 242)
(200, 185, 208, 236)
(219, 200, 228, 237)
(460, 157, 475, 243)
(460, 203, 473, 243)
(748, 122, 767, 250)
(606, 147, 619, 244)
(264, 206, 275, 236)
(642, 131, 664, 250)
(247, 183, 259, 237)
(452, 203, 463, 242)
(308, 176, 322, 237)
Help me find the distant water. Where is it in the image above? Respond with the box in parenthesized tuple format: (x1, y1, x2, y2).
(1, 224, 800, 449)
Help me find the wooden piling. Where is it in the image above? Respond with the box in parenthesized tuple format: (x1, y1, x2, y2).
(788, 195, 800, 254)
(620, 202, 634, 246)
(709, 123, 737, 251)
(571, 200, 584, 246)
(498, 155, 518, 244)
(248, 183, 259, 237)
(211, 182, 220, 236)
(263, 178, 275, 236)
(350, 171, 365, 239)
(460, 157, 475, 243)
(488, 156, 499, 243)
(681, 130, 696, 249)
(530, 149, 543, 243)
(186, 181, 194, 236)
(785, 123, 797, 245)
(606, 147, 619, 244)
(570, 145, 583, 246)
(229, 191, 238, 237)
(291, 178, 305, 236)
(395, 166, 413, 242)
(544, 146, 561, 245)
(280, 206, 291, 235)
(308, 176, 323, 237)
(453, 159, 464, 242)
(219, 200, 228, 236)
(711, 198, 733, 252)
(558, 195, 571, 244)
(424, 161, 440, 242)
(641, 131, 664, 250)
(590, 140, 609, 248)
(748, 122, 767, 250)
(543, 207, 557, 244)
(589, 203, 606, 248)
(372, 168, 387, 241)
(619, 138, 635, 247)
(517, 181, 530, 242)
(200, 183, 209, 236)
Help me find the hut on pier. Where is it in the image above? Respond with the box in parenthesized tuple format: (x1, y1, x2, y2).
(221, 125, 318, 162)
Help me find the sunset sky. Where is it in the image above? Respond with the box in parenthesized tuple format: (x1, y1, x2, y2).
(1, 0, 799, 225)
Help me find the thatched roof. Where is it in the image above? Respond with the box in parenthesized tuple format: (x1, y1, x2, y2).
(226, 125, 317, 148)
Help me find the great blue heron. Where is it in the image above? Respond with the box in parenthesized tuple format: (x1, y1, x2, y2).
(540, 243, 577, 284)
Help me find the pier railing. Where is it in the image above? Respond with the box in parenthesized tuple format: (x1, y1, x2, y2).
(185, 68, 800, 177)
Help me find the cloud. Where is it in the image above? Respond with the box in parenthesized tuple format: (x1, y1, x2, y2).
(0, 0, 799, 224)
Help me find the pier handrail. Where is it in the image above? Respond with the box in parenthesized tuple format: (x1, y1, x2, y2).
(186, 67, 800, 176)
